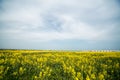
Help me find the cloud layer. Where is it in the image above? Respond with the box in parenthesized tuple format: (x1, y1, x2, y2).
(0, 0, 120, 49)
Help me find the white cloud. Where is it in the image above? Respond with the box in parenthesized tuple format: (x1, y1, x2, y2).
(0, 0, 120, 42)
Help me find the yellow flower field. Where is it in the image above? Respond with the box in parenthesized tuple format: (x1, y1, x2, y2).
(0, 50, 120, 80)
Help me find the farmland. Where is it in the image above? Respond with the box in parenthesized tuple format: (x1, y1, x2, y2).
(0, 50, 120, 80)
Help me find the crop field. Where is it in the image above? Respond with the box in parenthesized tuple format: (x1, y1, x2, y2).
(0, 50, 120, 80)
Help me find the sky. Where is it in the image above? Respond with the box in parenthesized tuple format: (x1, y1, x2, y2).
(0, 0, 120, 50)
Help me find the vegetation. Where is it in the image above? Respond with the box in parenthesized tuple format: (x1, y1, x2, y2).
(0, 50, 120, 80)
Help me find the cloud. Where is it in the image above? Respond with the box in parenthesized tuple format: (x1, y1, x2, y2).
(0, 0, 120, 45)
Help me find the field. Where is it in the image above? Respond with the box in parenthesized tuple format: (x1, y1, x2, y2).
(0, 50, 120, 80)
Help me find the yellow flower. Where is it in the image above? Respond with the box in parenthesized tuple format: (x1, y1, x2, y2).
(39, 72, 43, 77)
(0, 66, 4, 74)
(91, 74, 96, 79)
(86, 75, 90, 80)
(75, 77, 79, 80)
(34, 76, 37, 79)
(99, 73, 104, 80)
(13, 72, 17, 75)
(0, 59, 4, 64)
(19, 67, 24, 75)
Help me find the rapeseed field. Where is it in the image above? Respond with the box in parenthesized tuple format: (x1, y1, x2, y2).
(0, 50, 120, 80)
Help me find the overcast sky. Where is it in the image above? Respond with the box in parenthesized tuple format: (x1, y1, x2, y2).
(0, 0, 120, 50)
